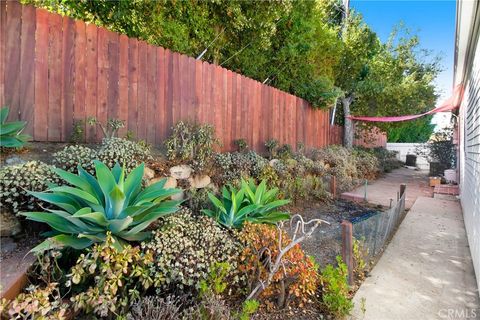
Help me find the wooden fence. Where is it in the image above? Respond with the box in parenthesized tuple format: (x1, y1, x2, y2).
(0, 1, 343, 152)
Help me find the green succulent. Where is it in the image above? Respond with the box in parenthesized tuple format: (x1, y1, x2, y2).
(202, 179, 290, 229)
(0, 106, 31, 148)
(20, 161, 182, 252)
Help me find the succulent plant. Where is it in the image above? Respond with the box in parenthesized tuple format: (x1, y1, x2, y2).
(142, 208, 243, 292)
(202, 179, 290, 229)
(52, 145, 97, 174)
(97, 137, 152, 173)
(0, 161, 62, 213)
(0, 106, 31, 148)
(20, 161, 182, 252)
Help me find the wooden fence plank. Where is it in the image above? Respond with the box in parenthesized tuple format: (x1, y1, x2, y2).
(146, 44, 157, 143)
(5, 0, 22, 120)
(156, 47, 166, 144)
(194, 59, 203, 124)
(118, 34, 129, 137)
(34, 9, 49, 141)
(96, 28, 109, 141)
(0, 0, 6, 106)
(19, 5, 36, 135)
(172, 52, 180, 126)
(164, 49, 173, 135)
(85, 24, 98, 141)
(107, 31, 119, 127)
(62, 17, 75, 140)
(47, 13, 62, 141)
(136, 40, 147, 140)
(74, 20, 86, 140)
(127, 38, 138, 139)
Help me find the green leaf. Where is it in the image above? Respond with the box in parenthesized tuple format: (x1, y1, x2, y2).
(0, 106, 9, 123)
(30, 235, 93, 253)
(124, 163, 144, 203)
(49, 186, 100, 205)
(19, 212, 81, 234)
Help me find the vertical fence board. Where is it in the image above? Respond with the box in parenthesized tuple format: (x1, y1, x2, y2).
(5, 1, 22, 120)
(137, 41, 147, 140)
(107, 31, 119, 127)
(47, 13, 62, 141)
(194, 59, 203, 124)
(34, 9, 49, 140)
(118, 35, 129, 138)
(74, 20, 86, 139)
(155, 47, 166, 144)
(96, 28, 109, 141)
(85, 24, 98, 141)
(0, 0, 6, 106)
(127, 38, 138, 138)
(62, 17, 75, 140)
(19, 5, 36, 135)
(171, 52, 180, 126)
(165, 49, 173, 134)
(146, 44, 157, 142)
(226, 70, 233, 151)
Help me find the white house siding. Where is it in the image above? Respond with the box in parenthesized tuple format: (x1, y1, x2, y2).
(386, 143, 429, 170)
(459, 35, 480, 290)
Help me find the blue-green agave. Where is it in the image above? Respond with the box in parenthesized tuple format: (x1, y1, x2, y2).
(202, 179, 290, 229)
(0, 106, 31, 148)
(20, 161, 182, 252)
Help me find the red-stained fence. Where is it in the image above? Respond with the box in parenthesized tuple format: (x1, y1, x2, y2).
(0, 2, 344, 151)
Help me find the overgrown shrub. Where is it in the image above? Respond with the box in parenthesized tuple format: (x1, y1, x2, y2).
(142, 208, 243, 292)
(353, 148, 380, 180)
(213, 151, 267, 186)
(165, 121, 220, 172)
(370, 147, 402, 173)
(68, 233, 154, 318)
(264, 139, 279, 159)
(0, 161, 62, 213)
(234, 139, 249, 152)
(319, 256, 353, 317)
(52, 145, 97, 174)
(0, 283, 70, 320)
(238, 223, 319, 308)
(97, 137, 152, 173)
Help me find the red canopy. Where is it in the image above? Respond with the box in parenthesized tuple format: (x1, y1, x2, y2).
(347, 85, 464, 122)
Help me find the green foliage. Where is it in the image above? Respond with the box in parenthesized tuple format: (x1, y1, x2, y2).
(417, 128, 456, 168)
(0, 106, 30, 148)
(233, 139, 249, 152)
(352, 148, 380, 180)
(214, 151, 267, 186)
(70, 119, 85, 143)
(319, 256, 353, 318)
(202, 179, 290, 229)
(0, 161, 62, 213)
(87, 116, 125, 139)
(237, 300, 260, 320)
(199, 262, 231, 297)
(165, 121, 220, 172)
(20, 161, 181, 252)
(387, 116, 435, 142)
(142, 208, 243, 292)
(53, 145, 97, 174)
(353, 238, 369, 281)
(264, 139, 279, 158)
(0, 283, 69, 320)
(97, 137, 152, 173)
(369, 147, 402, 173)
(68, 233, 154, 318)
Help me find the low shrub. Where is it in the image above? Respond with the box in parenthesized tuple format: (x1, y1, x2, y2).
(165, 121, 220, 172)
(127, 295, 190, 320)
(97, 137, 152, 173)
(0, 283, 70, 320)
(233, 139, 249, 152)
(213, 151, 267, 186)
(319, 256, 353, 317)
(68, 233, 154, 318)
(264, 139, 279, 159)
(20, 161, 181, 252)
(0, 161, 62, 213)
(52, 145, 97, 174)
(238, 223, 319, 308)
(371, 147, 402, 172)
(142, 208, 243, 293)
(353, 148, 380, 180)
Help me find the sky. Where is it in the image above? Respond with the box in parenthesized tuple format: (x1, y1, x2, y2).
(351, 0, 456, 128)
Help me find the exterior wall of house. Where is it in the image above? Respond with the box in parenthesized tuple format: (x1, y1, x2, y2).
(386, 143, 429, 170)
(458, 41, 480, 288)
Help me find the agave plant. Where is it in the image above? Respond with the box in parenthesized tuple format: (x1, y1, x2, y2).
(20, 161, 182, 252)
(202, 179, 290, 229)
(0, 106, 31, 148)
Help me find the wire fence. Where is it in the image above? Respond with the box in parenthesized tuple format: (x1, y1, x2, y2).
(342, 184, 407, 284)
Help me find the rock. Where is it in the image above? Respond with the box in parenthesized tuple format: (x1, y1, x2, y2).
(5, 156, 26, 166)
(169, 165, 193, 180)
(147, 176, 178, 189)
(269, 159, 280, 167)
(188, 175, 211, 189)
(171, 190, 185, 201)
(0, 210, 21, 237)
(143, 167, 155, 180)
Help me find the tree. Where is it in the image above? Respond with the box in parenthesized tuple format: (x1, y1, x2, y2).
(387, 116, 435, 143)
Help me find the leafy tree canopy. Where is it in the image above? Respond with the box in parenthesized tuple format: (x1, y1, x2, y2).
(387, 116, 435, 143)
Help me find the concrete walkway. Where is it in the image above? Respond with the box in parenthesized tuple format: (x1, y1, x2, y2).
(350, 197, 479, 320)
(350, 167, 433, 209)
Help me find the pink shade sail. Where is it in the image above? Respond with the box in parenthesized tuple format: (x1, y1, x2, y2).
(347, 85, 464, 122)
